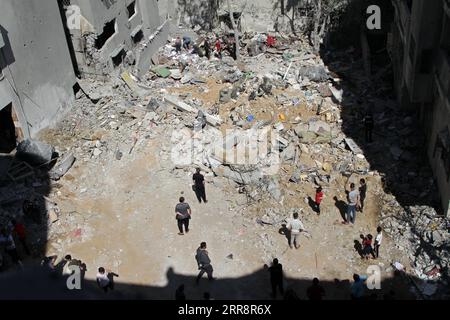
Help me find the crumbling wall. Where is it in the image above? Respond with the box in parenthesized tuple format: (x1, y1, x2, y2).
(67, 0, 167, 77)
(0, 0, 77, 138)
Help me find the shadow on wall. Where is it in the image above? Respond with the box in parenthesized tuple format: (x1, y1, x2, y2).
(0, 25, 16, 69)
(318, 0, 441, 212)
(0, 264, 430, 300)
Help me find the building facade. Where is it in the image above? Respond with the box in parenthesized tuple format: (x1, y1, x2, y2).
(0, 0, 168, 150)
(388, 0, 450, 215)
(60, 0, 169, 77)
(0, 0, 77, 148)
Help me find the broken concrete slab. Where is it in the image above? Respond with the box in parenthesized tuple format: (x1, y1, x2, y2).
(78, 79, 113, 102)
(164, 95, 223, 127)
(16, 139, 55, 166)
(49, 152, 76, 181)
(344, 138, 364, 155)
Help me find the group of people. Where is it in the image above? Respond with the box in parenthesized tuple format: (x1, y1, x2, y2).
(41, 253, 118, 293)
(359, 227, 383, 260)
(0, 218, 31, 270)
(344, 178, 367, 225)
(174, 34, 237, 60)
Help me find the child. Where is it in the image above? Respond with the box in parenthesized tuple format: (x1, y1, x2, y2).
(363, 234, 375, 260)
(11, 219, 30, 255)
(315, 187, 324, 215)
(374, 227, 383, 258)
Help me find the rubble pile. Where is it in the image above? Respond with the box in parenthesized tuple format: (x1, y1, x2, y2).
(379, 195, 450, 282)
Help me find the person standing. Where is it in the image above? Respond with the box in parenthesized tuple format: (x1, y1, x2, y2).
(175, 197, 191, 235)
(195, 242, 214, 284)
(215, 38, 222, 59)
(362, 234, 376, 260)
(175, 37, 182, 54)
(374, 227, 383, 259)
(363, 112, 374, 143)
(307, 278, 326, 300)
(286, 212, 305, 250)
(175, 284, 186, 300)
(351, 274, 368, 300)
(193, 169, 208, 204)
(0, 231, 22, 267)
(345, 183, 360, 225)
(314, 187, 324, 215)
(11, 219, 30, 255)
(268, 259, 284, 299)
(359, 179, 367, 212)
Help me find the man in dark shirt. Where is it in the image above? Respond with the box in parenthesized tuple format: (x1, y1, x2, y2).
(175, 197, 191, 235)
(359, 178, 367, 212)
(195, 242, 214, 284)
(307, 278, 326, 300)
(193, 168, 207, 204)
(268, 258, 284, 299)
(363, 112, 374, 143)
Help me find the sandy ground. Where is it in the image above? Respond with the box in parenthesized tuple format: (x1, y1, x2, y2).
(43, 122, 413, 300)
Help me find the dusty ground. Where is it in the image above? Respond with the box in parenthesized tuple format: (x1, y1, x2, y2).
(40, 112, 414, 300)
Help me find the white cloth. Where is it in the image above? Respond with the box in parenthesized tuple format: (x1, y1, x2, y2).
(287, 219, 304, 234)
(96, 273, 110, 287)
(375, 232, 383, 245)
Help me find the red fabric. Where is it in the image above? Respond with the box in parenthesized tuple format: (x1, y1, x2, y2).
(215, 40, 222, 52)
(14, 223, 26, 239)
(315, 192, 324, 205)
(267, 35, 276, 47)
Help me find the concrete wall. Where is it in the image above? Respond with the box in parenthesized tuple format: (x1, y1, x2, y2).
(0, 0, 76, 138)
(67, 0, 166, 76)
(390, 0, 450, 214)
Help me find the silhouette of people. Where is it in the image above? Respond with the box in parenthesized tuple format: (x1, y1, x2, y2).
(175, 284, 186, 300)
(0, 230, 22, 268)
(268, 258, 284, 299)
(195, 242, 214, 284)
(351, 274, 367, 300)
(307, 278, 326, 300)
(175, 197, 191, 235)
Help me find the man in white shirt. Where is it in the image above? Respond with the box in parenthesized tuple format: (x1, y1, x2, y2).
(96, 267, 119, 292)
(286, 212, 305, 249)
(346, 183, 360, 225)
(374, 226, 383, 258)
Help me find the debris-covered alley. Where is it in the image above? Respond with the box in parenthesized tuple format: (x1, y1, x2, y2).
(0, 0, 449, 301)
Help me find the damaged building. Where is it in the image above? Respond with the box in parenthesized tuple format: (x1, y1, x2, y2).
(59, 0, 169, 77)
(0, 0, 168, 150)
(388, 0, 450, 215)
(0, 0, 77, 149)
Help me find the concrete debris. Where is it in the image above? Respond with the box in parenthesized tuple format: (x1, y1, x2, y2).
(16, 140, 55, 166)
(298, 65, 329, 82)
(49, 152, 76, 181)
